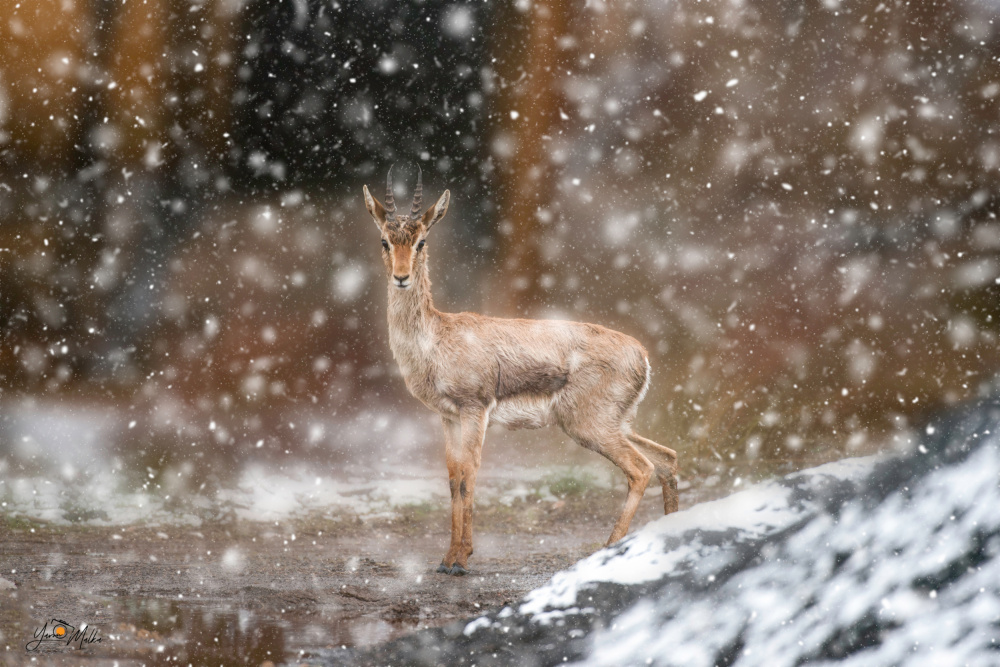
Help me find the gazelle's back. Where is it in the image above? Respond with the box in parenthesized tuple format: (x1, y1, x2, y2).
(436, 312, 650, 430)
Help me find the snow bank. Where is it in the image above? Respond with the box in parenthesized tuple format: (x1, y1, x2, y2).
(581, 434, 1000, 667)
(518, 456, 874, 618)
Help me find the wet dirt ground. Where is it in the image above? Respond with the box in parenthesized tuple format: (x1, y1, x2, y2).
(0, 485, 722, 667)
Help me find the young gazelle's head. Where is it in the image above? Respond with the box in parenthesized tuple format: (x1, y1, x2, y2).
(363, 166, 450, 290)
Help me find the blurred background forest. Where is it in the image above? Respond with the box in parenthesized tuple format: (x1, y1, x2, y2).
(2, 0, 1000, 493)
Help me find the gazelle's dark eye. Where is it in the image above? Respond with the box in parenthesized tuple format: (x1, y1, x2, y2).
(381, 239, 389, 251)
(416, 239, 426, 251)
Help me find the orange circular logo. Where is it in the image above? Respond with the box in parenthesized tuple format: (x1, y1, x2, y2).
(54, 626, 66, 637)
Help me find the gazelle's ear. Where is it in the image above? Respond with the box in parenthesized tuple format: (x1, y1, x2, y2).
(362, 185, 387, 230)
(421, 189, 450, 231)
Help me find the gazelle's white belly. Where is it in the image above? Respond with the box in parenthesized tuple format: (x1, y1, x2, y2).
(490, 394, 558, 430)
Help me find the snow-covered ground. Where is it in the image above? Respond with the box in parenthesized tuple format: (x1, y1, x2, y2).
(0, 454, 612, 527)
(577, 436, 1000, 667)
(325, 396, 1000, 667)
(514, 456, 875, 622)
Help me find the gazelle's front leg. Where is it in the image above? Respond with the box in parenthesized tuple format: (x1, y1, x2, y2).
(455, 409, 486, 573)
(438, 417, 464, 574)
(437, 409, 486, 575)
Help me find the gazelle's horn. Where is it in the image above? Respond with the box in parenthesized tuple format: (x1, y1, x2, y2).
(384, 165, 396, 220)
(410, 165, 423, 218)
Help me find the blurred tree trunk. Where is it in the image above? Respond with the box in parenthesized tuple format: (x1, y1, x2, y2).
(107, 0, 168, 168)
(90, 0, 239, 370)
(491, 0, 569, 316)
(0, 0, 88, 167)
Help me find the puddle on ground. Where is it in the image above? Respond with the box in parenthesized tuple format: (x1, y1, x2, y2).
(109, 600, 286, 665)
(123, 598, 429, 662)
(10, 592, 424, 665)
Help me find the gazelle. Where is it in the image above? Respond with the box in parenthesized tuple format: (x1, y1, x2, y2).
(362, 169, 679, 575)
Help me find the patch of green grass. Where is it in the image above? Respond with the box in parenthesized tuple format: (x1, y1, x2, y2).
(285, 512, 366, 536)
(2, 513, 44, 532)
(396, 500, 440, 523)
(62, 504, 111, 524)
(543, 468, 599, 498)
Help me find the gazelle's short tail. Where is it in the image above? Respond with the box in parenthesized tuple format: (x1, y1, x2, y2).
(637, 356, 651, 405)
(622, 351, 651, 427)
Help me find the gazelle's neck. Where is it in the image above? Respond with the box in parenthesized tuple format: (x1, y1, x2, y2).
(387, 262, 438, 358)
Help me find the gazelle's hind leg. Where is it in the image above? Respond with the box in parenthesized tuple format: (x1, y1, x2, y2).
(564, 425, 654, 546)
(628, 432, 679, 514)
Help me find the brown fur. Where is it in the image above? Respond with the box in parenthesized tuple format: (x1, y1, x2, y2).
(496, 358, 568, 399)
(362, 182, 680, 573)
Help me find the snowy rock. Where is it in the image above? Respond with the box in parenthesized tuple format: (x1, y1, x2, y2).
(318, 397, 1000, 667)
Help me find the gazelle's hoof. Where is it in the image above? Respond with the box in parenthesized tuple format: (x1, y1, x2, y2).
(448, 564, 468, 576)
(436, 562, 451, 574)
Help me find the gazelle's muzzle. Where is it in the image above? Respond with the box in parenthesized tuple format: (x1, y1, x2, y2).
(391, 246, 414, 288)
